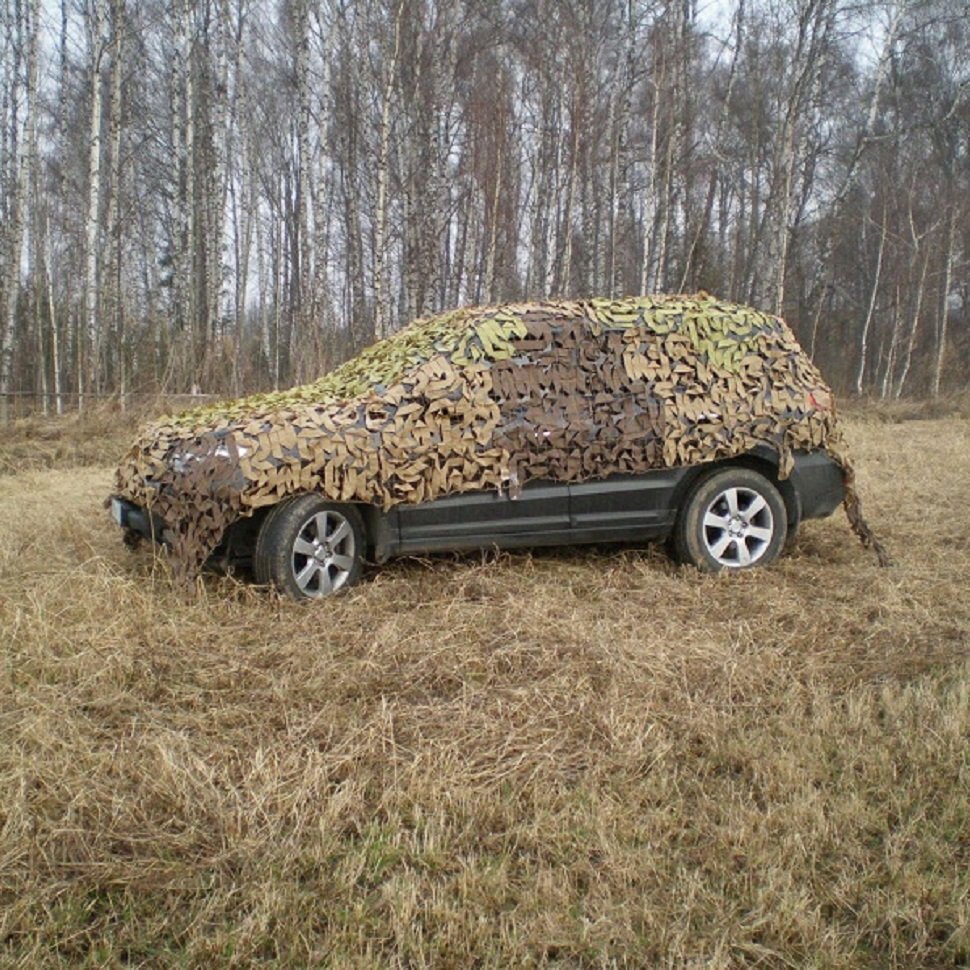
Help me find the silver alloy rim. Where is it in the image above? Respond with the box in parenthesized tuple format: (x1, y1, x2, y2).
(290, 510, 356, 596)
(701, 486, 774, 568)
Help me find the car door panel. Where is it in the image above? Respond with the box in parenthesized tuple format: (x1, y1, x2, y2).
(393, 480, 570, 553)
(568, 467, 691, 541)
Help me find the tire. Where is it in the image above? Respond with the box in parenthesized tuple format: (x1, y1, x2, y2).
(254, 494, 365, 599)
(673, 467, 787, 571)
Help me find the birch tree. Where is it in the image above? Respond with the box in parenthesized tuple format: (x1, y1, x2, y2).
(373, 0, 406, 338)
(0, 0, 39, 420)
(81, 0, 107, 405)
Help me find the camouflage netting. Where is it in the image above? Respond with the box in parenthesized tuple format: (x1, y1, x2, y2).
(112, 294, 889, 578)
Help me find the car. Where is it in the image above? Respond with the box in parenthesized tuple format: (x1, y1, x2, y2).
(110, 294, 857, 599)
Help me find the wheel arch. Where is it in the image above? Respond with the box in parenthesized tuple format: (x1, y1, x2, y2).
(252, 492, 368, 598)
(220, 494, 391, 564)
(670, 447, 802, 537)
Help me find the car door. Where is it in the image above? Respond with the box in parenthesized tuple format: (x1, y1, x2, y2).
(568, 467, 689, 543)
(556, 320, 686, 543)
(392, 479, 570, 553)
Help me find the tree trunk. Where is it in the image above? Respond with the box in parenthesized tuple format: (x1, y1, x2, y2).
(880, 283, 901, 398)
(294, 0, 314, 347)
(855, 212, 887, 396)
(895, 244, 929, 398)
(106, 0, 125, 406)
(560, 99, 580, 295)
(931, 204, 956, 398)
(182, 0, 198, 390)
(82, 0, 107, 407)
(484, 145, 504, 303)
(0, 0, 38, 421)
(639, 68, 662, 294)
(374, 0, 405, 338)
(47, 215, 63, 416)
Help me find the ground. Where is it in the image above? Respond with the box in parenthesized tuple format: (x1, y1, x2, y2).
(0, 403, 968, 968)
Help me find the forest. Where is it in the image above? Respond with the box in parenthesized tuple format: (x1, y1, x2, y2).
(1, 0, 968, 417)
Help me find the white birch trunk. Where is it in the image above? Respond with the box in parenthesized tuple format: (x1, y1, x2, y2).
(1, 0, 39, 420)
(769, 115, 798, 315)
(880, 284, 902, 398)
(560, 105, 579, 295)
(107, 0, 124, 406)
(82, 0, 107, 406)
(855, 214, 887, 396)
(43, 207, 63, 415)
(47, 277, 62, 416)
(426, 14, 456, 313)
(374, 0, 405, 338)
(295, 0, 313, 342)
(311, 51, 332, 362)
(605, 81, 621, 297)
(895, 246, 929, 399)
(256, 199, 270, 379)
(202, 0, 230, 385)
(931, 206, 956, 398)
(182, 0, 198, 388)
(484, 147, 504, 303)
(544, 86, 564, 296)
(656, 117, 675, 291)
(525, 113, 546, 298)
(639, 64, 663, 295)
(26, 0, 42, 416)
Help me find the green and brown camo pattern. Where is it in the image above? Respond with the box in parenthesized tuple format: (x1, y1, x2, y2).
(113, 294, 889, 578)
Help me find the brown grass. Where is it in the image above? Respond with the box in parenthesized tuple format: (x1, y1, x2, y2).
(840, 389, 970, 424)
(1, 414, 968, 967)
(0, 397, 222, 476)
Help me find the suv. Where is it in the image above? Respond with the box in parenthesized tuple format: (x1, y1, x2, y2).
(110, 295, 848, 599)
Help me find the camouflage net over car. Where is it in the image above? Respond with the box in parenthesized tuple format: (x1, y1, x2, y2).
(113, 294, 889, 579)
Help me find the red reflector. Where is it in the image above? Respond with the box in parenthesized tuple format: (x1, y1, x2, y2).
(807, 390, 832, 411)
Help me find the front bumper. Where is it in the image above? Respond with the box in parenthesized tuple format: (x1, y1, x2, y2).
(109, 496, 171, 544)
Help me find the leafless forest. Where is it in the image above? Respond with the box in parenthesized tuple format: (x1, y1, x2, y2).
(1, 0, 968, 417)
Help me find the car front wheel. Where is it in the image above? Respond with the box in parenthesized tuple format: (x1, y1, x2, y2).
(673, 467, 787, 571)
(254, 494, 365, 599)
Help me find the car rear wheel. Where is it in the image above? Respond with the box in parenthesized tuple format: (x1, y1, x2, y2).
(254, 494, 365, 599)
(673, 467, 787, 571)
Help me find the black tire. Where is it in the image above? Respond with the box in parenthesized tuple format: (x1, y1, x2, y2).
(673, 467, 787, 571)
(254, 494, 365, 599)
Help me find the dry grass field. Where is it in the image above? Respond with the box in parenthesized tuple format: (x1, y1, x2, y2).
(1, 402, 968, 968)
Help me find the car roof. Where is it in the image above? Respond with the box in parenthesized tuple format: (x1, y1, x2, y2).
(163, 295, 785, 430)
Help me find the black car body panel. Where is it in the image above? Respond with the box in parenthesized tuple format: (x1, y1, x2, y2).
(111, 447, 844, 565)
(392, 480, 570, 553)
(788, 450, 845, 521)
(380, 449, 841, 558)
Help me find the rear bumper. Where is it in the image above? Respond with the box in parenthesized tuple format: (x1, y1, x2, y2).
(790, 451, 844, 521)
(109, 496, 170, 544)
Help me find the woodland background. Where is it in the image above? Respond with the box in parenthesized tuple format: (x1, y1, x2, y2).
(1, 0, 968, 417)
